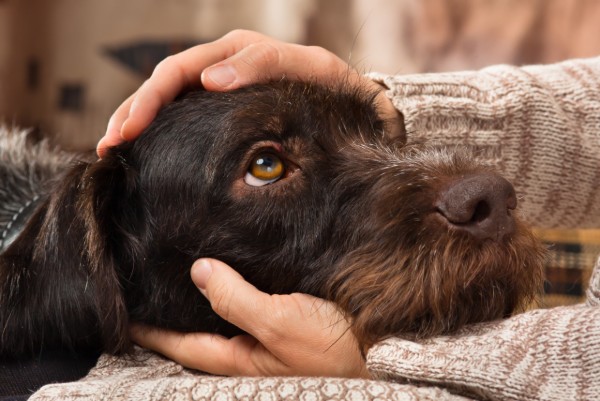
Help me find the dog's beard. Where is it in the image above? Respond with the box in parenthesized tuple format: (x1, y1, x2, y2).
(329, 219, 544, 348)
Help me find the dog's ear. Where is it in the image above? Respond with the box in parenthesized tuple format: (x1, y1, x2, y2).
(0, 152, 139, 356)
(75, 150, 141, 353)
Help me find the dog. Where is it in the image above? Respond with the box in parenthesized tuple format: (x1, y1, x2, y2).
(0, 80, 545, 360)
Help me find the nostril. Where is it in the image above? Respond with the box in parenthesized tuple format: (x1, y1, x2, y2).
(471, 200, 491, 223)
(435, 172, 517, 241)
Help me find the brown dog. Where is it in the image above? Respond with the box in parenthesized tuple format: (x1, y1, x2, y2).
(0, 81, 545, 359)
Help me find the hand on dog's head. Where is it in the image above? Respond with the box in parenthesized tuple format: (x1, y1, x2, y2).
(0, 81, 544, 357)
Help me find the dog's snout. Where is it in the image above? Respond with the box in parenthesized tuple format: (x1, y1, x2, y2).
(435, 172, 517, 241)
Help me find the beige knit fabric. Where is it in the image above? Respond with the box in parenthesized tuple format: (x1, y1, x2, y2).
(367, 259, 600, 401)
(370, 56, 600, 229)
(31, 57, 600, 400)
(29, 349, 468, 401)
(364, 57, 600, 401)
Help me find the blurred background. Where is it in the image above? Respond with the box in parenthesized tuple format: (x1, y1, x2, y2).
(2, 0, 600, 149)
(0, 0, 599, 305)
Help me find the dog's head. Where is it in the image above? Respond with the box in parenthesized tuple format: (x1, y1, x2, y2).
(1, 81, 543, 357)
(75, 80, 542, 351)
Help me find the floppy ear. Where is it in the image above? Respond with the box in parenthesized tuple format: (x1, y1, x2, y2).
(0, 152, 140, 357)
(76, 149, 141, 354)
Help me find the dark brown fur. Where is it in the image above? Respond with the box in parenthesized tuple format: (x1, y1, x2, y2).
(0, 81, 545, 358)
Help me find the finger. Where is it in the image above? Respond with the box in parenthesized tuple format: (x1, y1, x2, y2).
(96, 135, 125, 159)
(130, 324, 282, 376)
(191, 259, 279, 341)
(112, 30, 352, 143)
(119, 30, 269, 141)
(116, 51, 217, 142)
(202, 42, 351, 91)
(119, 82, 168, 141)
(118, 74, 191, 142)
(97, 92, 137, 157)
(192, 259, 349, 348)
(130, 324, 233, 374)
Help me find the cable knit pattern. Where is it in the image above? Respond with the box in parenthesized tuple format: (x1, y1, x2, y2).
(29, 347, 469, 401)
(367, 305, 600, 401)
(31, 57, 600, 400)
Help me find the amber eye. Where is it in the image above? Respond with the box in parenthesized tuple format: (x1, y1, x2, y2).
(244, 153, 285, 187)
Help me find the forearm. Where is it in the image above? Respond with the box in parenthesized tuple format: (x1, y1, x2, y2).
(364, 254, 600, 401)
(370, 57, 600, 228)
(367, 303, 600, 401)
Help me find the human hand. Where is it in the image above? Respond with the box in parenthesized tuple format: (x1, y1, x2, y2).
(98, 29, 402, 157)
(130, 258, 368, 378)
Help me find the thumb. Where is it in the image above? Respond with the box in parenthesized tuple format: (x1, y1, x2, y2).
(191, 258, 272, 337)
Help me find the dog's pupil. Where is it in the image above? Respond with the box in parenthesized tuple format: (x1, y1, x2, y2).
(251, 153, 283, 180)
(257, 156, 273, 170)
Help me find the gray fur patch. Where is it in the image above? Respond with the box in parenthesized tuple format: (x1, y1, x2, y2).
(0, 125, 75, 251)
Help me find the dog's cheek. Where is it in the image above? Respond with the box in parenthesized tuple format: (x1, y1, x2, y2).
(205, 170, 338, 291)
(327, 220, 546, 349)
(326, 247, 427, 349)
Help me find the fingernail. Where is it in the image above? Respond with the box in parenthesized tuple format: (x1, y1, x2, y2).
(204, 65, 236, 88)
(191, 259, 213, 297)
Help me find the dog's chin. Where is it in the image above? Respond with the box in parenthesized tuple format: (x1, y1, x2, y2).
(328, 216, 545, 350)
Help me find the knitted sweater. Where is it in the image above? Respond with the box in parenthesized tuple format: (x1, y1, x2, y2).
(30, 57, 600, 401)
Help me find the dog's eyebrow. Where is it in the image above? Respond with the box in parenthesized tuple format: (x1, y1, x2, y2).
(262, 116, 283, 134)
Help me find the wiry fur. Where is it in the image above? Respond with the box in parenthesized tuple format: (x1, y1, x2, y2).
(0, 81, 545, 358)
(0, 127, 75, 247)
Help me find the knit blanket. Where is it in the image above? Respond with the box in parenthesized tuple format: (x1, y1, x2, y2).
(29, 347, 467, 401)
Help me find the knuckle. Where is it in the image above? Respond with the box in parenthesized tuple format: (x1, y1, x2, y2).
(209, 282, 234, 322)
(248, 42, 281, 73)
(308, 46, 340, 67)
(151, 56, 174, 76)
(229, 336, 255, 374)
(307, 45, 328, 55)
(226, 29, 249, 39)
(256, 294, 289, 342)
(225, 29, 263, 42)
(258, 42, 280, 62)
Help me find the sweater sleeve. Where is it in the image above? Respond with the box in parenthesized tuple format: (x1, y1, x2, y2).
(366, 286, 600, 401)
(366, 256, 600, 401)
(366, 58, 600, 400)
(369, 57, 600, 228)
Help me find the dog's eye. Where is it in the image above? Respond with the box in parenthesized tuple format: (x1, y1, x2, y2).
(244, 153, 285, 186)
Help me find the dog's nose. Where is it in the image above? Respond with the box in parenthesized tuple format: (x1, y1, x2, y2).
(435, 172, 517, 241)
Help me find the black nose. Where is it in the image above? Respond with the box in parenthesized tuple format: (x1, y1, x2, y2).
(435, 172, 517, 241)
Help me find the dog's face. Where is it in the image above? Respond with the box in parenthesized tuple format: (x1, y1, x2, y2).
(0, 81, 544, 357)
(89, 81, 543, 349)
